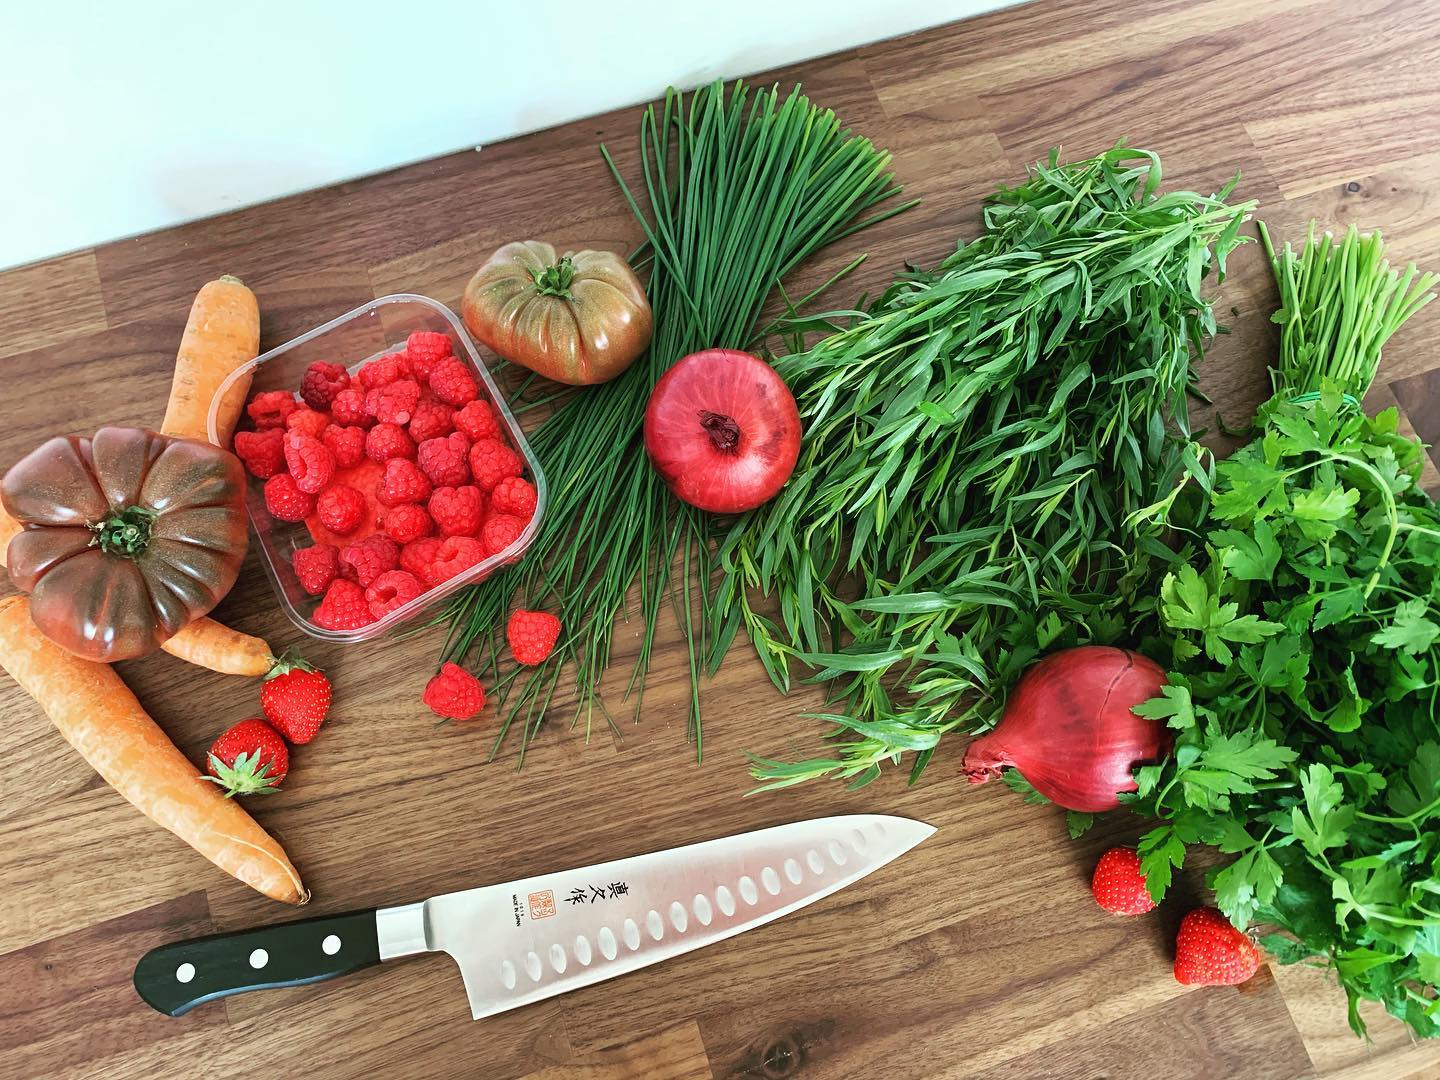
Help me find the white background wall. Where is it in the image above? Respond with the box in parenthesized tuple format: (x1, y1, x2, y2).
(1, 1, 1015, 271)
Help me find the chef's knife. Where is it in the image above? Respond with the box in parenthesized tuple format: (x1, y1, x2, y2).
(134, 814, 933, 1018)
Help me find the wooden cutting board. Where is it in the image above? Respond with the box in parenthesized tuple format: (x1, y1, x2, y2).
(2, 1, 1439, 1076)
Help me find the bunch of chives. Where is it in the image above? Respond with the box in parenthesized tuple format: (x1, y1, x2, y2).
(438, 79, 913, 762)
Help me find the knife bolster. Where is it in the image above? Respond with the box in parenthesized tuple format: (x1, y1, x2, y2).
(376, 901, 429, 960)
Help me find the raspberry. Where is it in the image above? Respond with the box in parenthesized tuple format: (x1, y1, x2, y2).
(377, 457, 433, 507)
(507, 609, 561, 665)
(417, 432, 471, 486)
(407, 395, 455, 443)
(454, 400, 501, 442)
(247, 390, 298, 430)
(292, 543, 340, 594)
(490, 476, 537, 518)
(234, 429, 287, 479)
(365, 422, 416, 464)
(422, 662, 486, 720)
(311, 578, 374, 631)
(330, 387, 371, 427)
(405, 331, 453, 382)
(482, 513, 526, 556)
(340, 535, 400, 587)
(428, 357, 479, 407)
(283, 433, 336, 494)
(264, 474, 314, 522)
(428, 485, 485, 537)
(285, 407, 331, 440)
(322, 424, 367, 469)
(365, 378, 422, 426)
(468, 438, 523, 492)
(300, 361, 351, 410)
(366, 570, 425, 618)
(383, 502, 433, 544)
(427, 536, 486, 585)
(400, 536, 444, 579)
(315, 483, 366, 535)
(357, 353, 408, 390)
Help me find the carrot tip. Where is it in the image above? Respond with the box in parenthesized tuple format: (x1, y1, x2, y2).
(217, 274, 246, 285)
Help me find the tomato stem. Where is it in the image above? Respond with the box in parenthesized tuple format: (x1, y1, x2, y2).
(531, 256, 577, 299)
(699, 411, 741, 453)
(92, 506, 156, 558)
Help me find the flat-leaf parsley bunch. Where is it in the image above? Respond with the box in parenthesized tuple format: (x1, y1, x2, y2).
(1131, 224, 1440, 1037)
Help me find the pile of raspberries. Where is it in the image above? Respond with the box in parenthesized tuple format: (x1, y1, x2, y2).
(234, 330, 538, 631)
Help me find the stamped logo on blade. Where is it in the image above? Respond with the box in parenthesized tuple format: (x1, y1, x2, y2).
(528, 890, 556, 919)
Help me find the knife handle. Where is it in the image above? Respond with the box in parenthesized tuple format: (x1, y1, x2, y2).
(133, 908, 380, 1016)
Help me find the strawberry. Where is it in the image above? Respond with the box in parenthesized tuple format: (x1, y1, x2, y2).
(1091, 847, 1157, 915)
(261, 651, 333, 744)
(204, 718, 289, 796)
(1174, 907, 1261, 986)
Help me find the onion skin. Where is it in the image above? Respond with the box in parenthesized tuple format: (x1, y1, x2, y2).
(643, 349, 801, 514)
(962, 646, 1171, 812)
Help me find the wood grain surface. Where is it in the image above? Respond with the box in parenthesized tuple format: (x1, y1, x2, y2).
(3, 1, 1440, 1077)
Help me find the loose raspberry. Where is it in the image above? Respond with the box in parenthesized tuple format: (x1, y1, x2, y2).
(247, 390, 298, 430)
(366, 570, 424, 619)
(322, 424, 367, 469)
(330, 387, 371, 427)
(300, 361, 351, 410)
(383, 502, 433, 544)
(482, 513, 526, 556)
(490, 476, 537, 519)
(422, 662, 486, 720)
(400, 536, 444, 579)
(507, 609, 561, 665)
(311, 578, 375, 631)
(428, 485, 485, 537)
(428, 357, 478, 407)
(285, 407, 331, 440)
(234, 428, 287, 479)
(283, 433, 336, 494)
(468, 438, 523, 493)
(377, 457, 433, 507)
(454, 399, 500, 442)
(357, 353, 408, 390)
(365, 422, 416, 464)
(264, 473, 314, 522)
(417, 432, 471, 486)
(365, 378, 422, 426)
(292, 543, 340, 595)
(315, 483, 366, 535)
(407, 394, 455, 443)
(426, 535, 486, 585)
(405, 330, 453, 382)
(340, 535, 400, 587)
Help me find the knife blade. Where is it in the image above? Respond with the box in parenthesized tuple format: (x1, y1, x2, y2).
(133, 814, 933, 1018)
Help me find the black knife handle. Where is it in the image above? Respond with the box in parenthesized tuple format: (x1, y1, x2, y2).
(133, 908, 381, 1016)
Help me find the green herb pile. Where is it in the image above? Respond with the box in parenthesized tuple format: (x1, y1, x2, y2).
(1129, 226, 1440, 1037)
(718, 146, 1254, 788)
(439, 80, 912, 760)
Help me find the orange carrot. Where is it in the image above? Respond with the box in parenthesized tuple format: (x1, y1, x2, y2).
(161, 617, 272, 676)
(161, 275, 260, 446)
(0, 595, 306, 904)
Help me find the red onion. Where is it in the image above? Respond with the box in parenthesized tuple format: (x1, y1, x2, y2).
(643, 349, 801, 514)
(962, 646, 1171, 812)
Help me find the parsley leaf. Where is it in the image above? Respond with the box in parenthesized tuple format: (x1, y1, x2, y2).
(1370, 599, 1440, 655)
